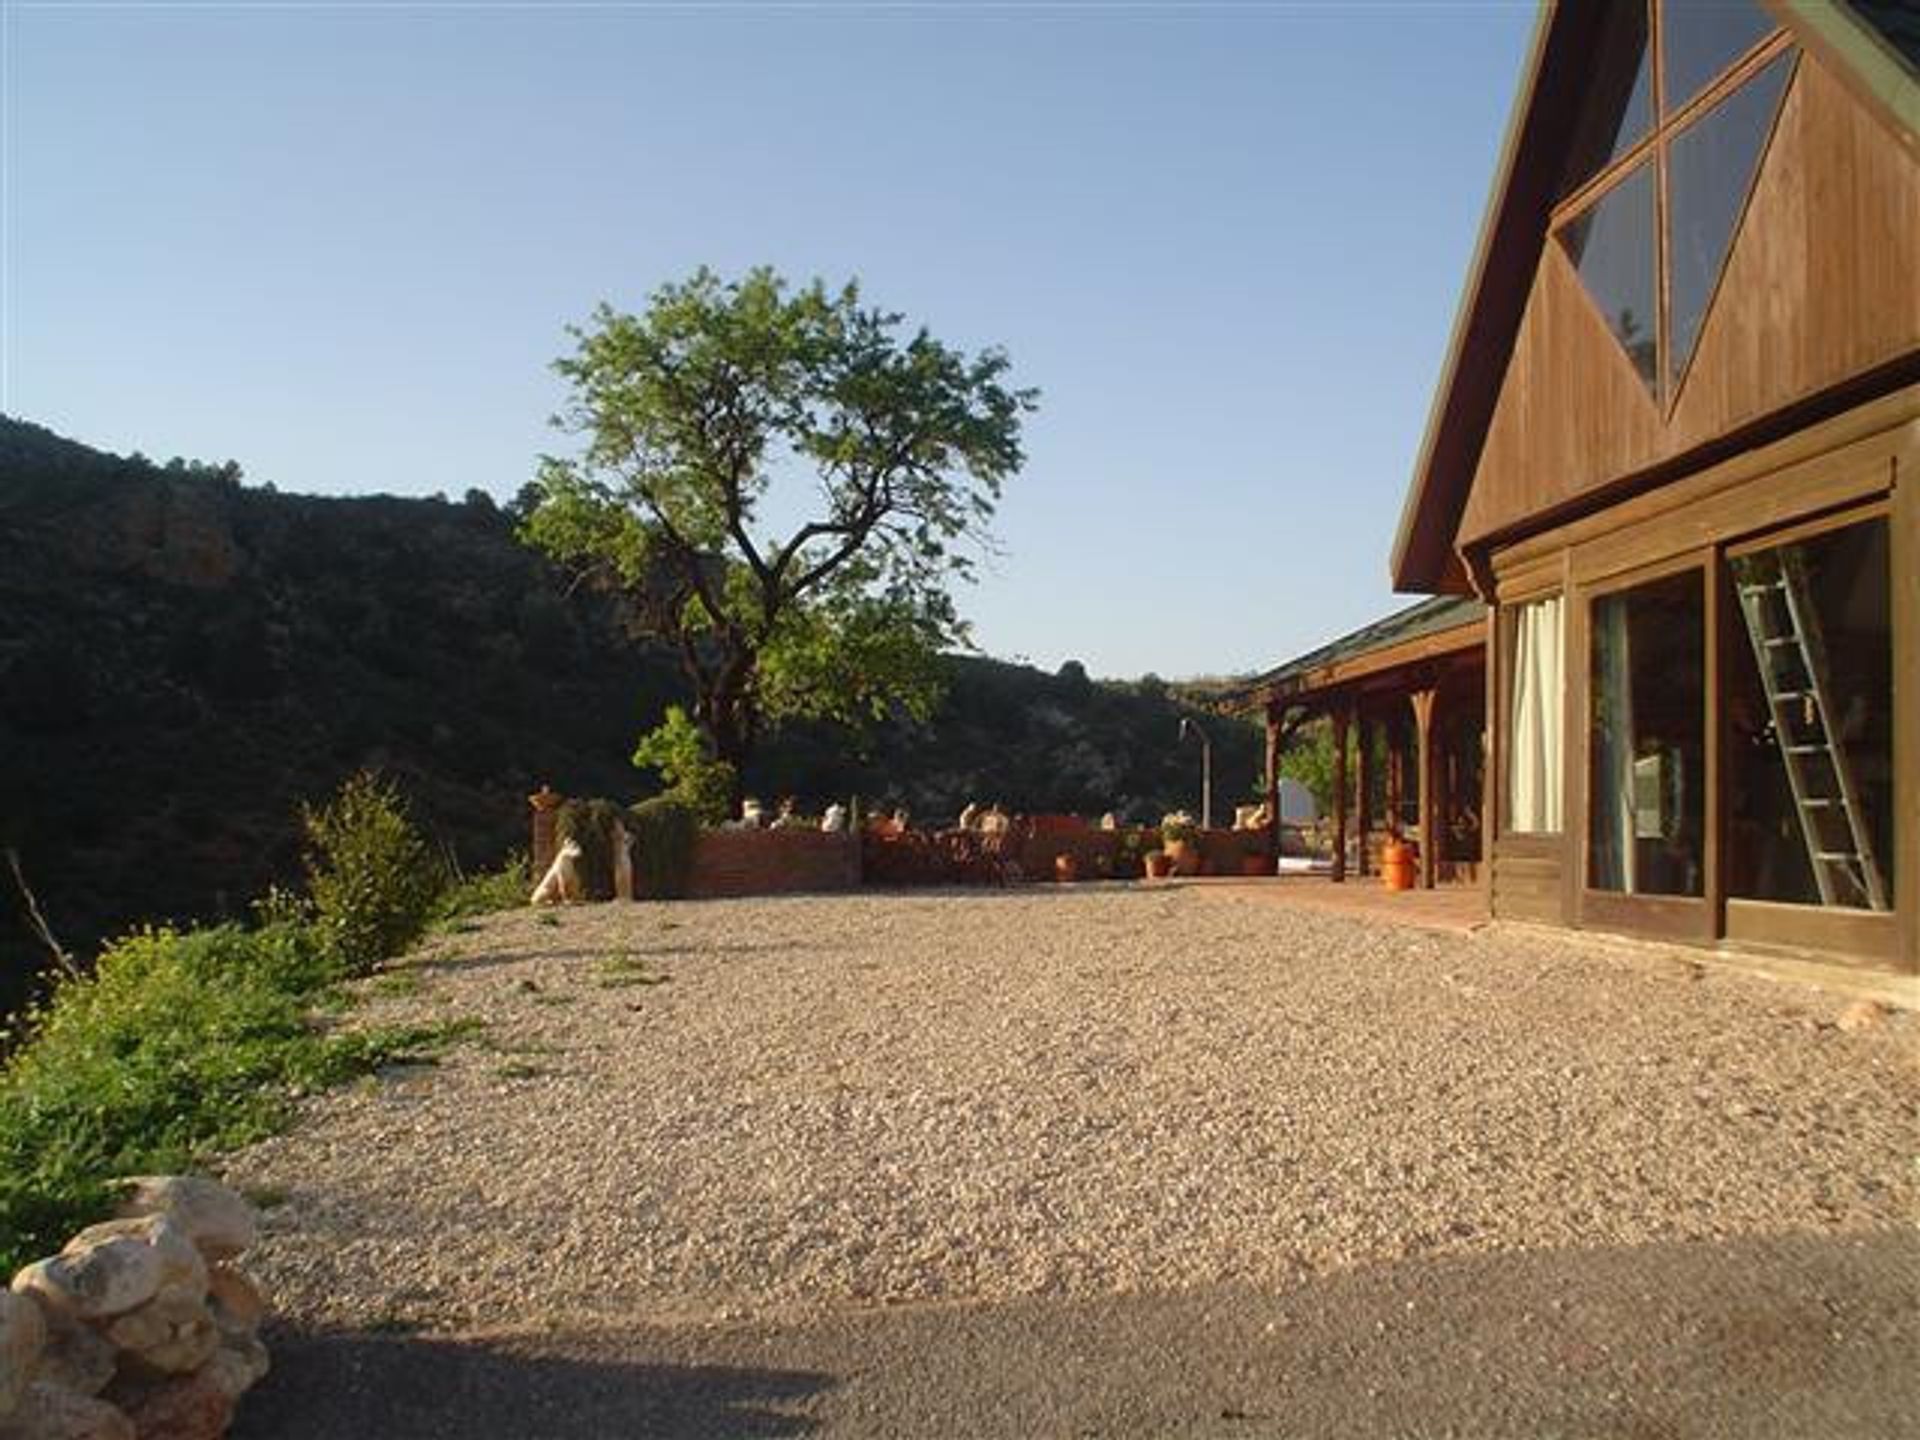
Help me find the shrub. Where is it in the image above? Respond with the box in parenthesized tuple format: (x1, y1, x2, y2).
(554, 799, 628, 901)
(1160, 814, 1199, 847)
(302, 771, 443, 975)
(434, 852, 529, 923)
(632, 706, 736, 824)
(0, 921, 472, 1271)
(627, 797, 698, 899)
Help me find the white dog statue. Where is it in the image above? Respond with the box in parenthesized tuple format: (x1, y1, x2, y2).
(530, 838, 585, 906)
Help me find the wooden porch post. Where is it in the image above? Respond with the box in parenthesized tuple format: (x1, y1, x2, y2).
(1387, 727, 1403, 840)
(1355, 707, 1373, 879)
(1330, 706, 1351, 884)
(1410, 688, 1438, 890)
(1263, 700, 1283, 862)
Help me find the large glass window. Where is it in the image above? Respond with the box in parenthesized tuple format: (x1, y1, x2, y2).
(1551, 2, 1788, 406)
(1507, 596, 1564, 833)
(1728, 518, 1894, 910)
(1560, 3, 1652, 197)
(1560, 164, 1658, 394)
(1667, 52, 1792, 389)
(1589, 571, 1705, 897)
(1663, 0, 1777, 111)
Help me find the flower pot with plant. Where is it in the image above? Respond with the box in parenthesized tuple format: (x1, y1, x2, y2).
(1161, 814, 1201, 876)
(1143, 849, 1173, 879)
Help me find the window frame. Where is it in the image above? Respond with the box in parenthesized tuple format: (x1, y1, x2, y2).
(1547, 6, 1797, 416)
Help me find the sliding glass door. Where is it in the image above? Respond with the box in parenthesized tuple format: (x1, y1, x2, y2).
(1722, 509, 1897, 958)
(1581, 562, 1712, 938)
(1569, 508, 1897, 958)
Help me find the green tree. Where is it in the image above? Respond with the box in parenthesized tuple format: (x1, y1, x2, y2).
(521, 267, 1036, 803)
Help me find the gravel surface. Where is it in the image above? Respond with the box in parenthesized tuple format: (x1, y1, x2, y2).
(224, 887, 1919, 1341)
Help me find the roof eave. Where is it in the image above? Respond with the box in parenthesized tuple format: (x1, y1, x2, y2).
(1389, 1, 1559, 596)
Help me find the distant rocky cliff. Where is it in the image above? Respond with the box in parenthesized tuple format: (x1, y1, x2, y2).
(0, 417, 1257, 1009)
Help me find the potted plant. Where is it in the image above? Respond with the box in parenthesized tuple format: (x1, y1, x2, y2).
(1239, 837, 1273, 876)
(1161, 813, 1200, 876)
(1143, 848, 1173, 879)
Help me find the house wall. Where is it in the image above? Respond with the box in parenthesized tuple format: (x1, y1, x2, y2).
(1480, 390, 1918, 971)
(1459, 54, 1920, 552)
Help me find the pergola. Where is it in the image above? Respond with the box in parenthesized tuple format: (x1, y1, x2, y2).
(1224, 596, 1489, 890)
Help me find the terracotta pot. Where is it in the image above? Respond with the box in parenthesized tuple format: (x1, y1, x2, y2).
(1382, 839, 1417, 892)
(1164, 839, 1200, 877)
(1143, 851, 1173, 879)
(1054, 853, 1079, 884)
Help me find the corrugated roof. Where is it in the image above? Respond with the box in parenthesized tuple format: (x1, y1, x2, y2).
(1213, 594, 1486, 712)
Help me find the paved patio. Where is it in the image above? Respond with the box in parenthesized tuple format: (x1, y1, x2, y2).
(1174, 873, 1487, 933)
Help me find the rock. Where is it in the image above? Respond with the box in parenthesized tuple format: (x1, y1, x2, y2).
(114, 1181, 255, 1263)
(102, 1290, 218, 1377)
(200, 1335, 268, 1402)
(1836, 999, 1891, 1033)
(200, 1272, 261, 1340)
(33, 1322, 116, 1400)
(0, 1382, 134, 1440)
(0, 1292, 48, 1418)
(63, 1222, 204, 1298)
(12, 1239, 162, 1321)
(115, 1371, 232, 1440)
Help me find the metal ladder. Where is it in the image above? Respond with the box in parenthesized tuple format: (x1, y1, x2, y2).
(1732, 549, 1889, 911)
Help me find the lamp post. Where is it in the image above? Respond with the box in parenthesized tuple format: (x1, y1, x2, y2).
(1178, 717, 1212, 831)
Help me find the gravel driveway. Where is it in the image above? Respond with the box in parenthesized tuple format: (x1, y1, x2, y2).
(224, 887, 1919, 1435)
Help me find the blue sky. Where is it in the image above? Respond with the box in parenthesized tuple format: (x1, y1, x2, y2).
(4, 1, 1534, 680)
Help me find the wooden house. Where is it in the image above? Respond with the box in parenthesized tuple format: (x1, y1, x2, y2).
(1385, 0, 1919, 972)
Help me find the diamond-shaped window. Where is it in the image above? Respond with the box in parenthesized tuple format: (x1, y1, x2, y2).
(1560, 3, 1652, 198)
(1550, 3, 1790, 407)
(1559, 163, 1659, 396)
(1667, 51, 1793, 390)
(1663, 0, 1778, 111)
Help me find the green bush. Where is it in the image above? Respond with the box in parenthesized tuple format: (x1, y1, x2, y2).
(628, 797, 698, 899)
(435, 852, 529, 923)
(554, 799, 628, 901)
(632, 706, 736, 824)
(302, 771, 443, 974)
(0, 921, 472, 1272)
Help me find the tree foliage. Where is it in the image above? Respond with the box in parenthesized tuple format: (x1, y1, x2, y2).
(521, 266, 1036, 798)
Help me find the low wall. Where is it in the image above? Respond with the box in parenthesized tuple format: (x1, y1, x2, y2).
(687, 829, 861, 899)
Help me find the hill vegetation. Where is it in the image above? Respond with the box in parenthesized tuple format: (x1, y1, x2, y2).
(0, 416, 1259, 1012)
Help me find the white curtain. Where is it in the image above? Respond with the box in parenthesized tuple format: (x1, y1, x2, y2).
(1507, 596, 1564, 833)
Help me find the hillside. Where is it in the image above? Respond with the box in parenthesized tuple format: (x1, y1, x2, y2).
(0, 417, 1259, 1005)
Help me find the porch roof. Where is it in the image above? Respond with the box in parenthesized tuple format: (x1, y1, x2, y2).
(1216, 594, 1486, 714)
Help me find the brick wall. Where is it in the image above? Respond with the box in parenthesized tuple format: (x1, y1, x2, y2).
(688, 829, 862, 898)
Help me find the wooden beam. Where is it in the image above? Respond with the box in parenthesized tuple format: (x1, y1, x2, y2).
(1895, 439, 1918, 973)
(1482, 604, 1499, 912)
(1411, 688, 1439, 890)
(1263, 701, 1283, 863)
(1355, 707, 1374, 879)
(1330, 707, 1351, 884)
(1387, 724, 1404, 842)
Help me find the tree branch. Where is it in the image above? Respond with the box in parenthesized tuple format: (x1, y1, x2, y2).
(5, 847, 80, 982)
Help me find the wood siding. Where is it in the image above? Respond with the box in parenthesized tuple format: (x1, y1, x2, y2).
(1460, 56, 1920, 551)
(1482, 396, 1916, 972)
(1490, 837, 1563, 924)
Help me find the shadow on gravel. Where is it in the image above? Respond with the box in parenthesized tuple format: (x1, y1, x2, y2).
(234, 1229, 1917, 1438)
(234, 1329, 831, 1439)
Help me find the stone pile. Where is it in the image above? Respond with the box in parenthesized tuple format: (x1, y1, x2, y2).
(1, 1178, 269, 1440)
